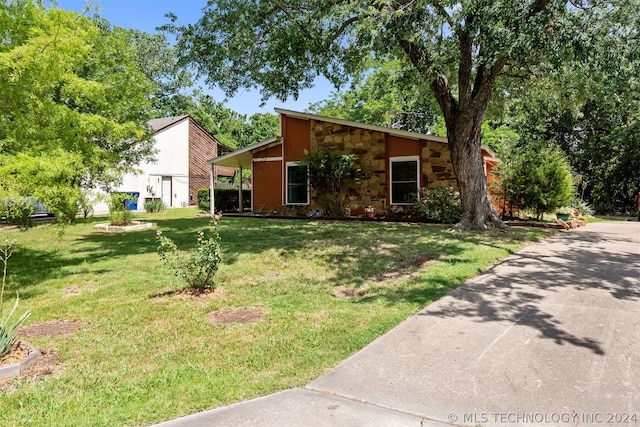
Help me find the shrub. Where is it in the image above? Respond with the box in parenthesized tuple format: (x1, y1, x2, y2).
(0, 239, 30, 358)
(412, 186, 463, 224)
(493, 143, 575, 220)
(156, 219, 222, 290)
(594, 201, 616, 215)
(570, 197, 594, 217)
(301, 147, 361, 217)
(108, 193, 136, 226)
(197, 188, 210, 212)
(213, 188, 251, 212)
(144, 199, 166, 214)
(0, 197, 35, 228)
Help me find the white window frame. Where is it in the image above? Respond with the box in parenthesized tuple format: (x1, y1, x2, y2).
(285, 161, 309, 205)
(389, 155, 420, 205)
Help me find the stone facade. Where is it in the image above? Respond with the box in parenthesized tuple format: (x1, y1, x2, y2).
(309, 119, 456, 214)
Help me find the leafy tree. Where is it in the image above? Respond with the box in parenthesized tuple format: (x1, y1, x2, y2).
(501, 5, 640, 214)
(308, 60, 440, 133)
(0, 2, 156, 221)
(172, 0, 626, 230)
(493, 142, 575, 220)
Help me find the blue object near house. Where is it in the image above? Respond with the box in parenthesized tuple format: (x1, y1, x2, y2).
(124, 192, 140, 210)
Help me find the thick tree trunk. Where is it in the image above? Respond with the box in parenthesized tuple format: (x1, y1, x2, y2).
(448, 124, 505, 231)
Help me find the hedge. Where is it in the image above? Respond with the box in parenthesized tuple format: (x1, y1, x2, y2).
(198, 188, 252, 212)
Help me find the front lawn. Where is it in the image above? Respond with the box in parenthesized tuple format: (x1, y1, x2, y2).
(0, 208, 554, 426)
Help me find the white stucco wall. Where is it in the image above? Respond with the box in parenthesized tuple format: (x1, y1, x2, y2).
(93, 120, 191, 214)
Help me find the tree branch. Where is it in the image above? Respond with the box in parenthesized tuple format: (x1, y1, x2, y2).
(333, 16, 359, 40)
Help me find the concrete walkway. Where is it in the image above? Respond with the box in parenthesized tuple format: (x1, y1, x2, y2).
(154, 222, 640, 427)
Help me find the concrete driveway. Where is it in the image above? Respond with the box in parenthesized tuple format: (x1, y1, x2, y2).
(154, 221, 640, 427)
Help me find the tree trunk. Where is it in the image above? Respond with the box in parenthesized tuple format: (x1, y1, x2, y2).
(447, 113, 506, 231)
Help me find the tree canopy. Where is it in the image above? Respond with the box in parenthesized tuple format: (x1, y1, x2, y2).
(0, 1, 156, 220)
(175, 0, 633, 229)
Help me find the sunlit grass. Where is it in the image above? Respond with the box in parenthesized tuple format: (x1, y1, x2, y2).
(0, 208, 555, 426)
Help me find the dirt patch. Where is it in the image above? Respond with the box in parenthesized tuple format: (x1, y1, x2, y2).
(332, 286, 370, 299)
(18, 319, 85, 339)
(372, 254, 439, 283)
(64, 281, 97, 297)
(150, 287, 226, 301)
(0, 347, 61, 391)
(206, 307, 266, 325)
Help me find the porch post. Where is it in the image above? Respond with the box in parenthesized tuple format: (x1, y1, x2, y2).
(210, 163, 215, 215)
(238, 167, 243, 213)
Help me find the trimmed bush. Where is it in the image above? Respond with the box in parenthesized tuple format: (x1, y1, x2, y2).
(211, 188, 251, 212)
(108, 193, 135, 226)
(412, 186, 463, 224)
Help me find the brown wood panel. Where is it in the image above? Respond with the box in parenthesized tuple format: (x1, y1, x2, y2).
(189, 117, 220, 205)
(254, 144, 282, 159)
(282, 116, 310, 162)
(252, 160, 282, 211)
(387, 135, 422, 157)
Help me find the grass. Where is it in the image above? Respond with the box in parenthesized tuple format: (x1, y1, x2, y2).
(0, 208, 555, 426)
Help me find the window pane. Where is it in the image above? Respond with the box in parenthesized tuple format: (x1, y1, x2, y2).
(287, 164, 308, 204)
(392, 182, 418, 203)
(392, 161, 417, 182)
(390, 159, 418, 204)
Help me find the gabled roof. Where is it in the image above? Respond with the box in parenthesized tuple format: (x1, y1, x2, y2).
(148, 115, 189, 133)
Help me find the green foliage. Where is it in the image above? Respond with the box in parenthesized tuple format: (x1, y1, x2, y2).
(0, 239, 30, 358)
(0, 197, 35, 228)
(213, 188, 252, 212)
(308, 60, 440, 134)
(197, 188, 210, 212)
(412, 187, 463, 224)
(504, 8, 640, 214)
(494, 143, 575, 219)
(301, 148, 361, 217)
(570, 197, 594, 217)
(0, 2, 156, 224)
(144, 199, 166, 214)
(108, 193, 136, 226)
(156, 220, 222, 290)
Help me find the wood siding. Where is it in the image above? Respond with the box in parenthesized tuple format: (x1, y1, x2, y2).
(282, 116, 311, 162)
(386, 135, 422, 158)
(254, 144, 282, 159)
(188, 118, 219, 206)
(252, 160, 282, 211)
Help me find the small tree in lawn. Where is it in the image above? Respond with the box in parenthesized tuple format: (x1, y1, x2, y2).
(494, 143, 574, 220)
(301, 147, 360, 217)
(156, 219, 222, 291)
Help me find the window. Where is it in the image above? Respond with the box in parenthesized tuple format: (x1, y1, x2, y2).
(390, 156, 419, 204)
(286, 162, 309, 205)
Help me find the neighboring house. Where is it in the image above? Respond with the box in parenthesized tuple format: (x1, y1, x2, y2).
(94, 115, 233, 213)
(209, 109, 499, 214)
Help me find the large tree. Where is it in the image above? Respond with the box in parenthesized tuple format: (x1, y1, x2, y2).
(173, 0, 624, 229)
(0, 1, 157, 220)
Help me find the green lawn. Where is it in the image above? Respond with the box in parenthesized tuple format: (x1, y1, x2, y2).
(0, 208, 555, 426)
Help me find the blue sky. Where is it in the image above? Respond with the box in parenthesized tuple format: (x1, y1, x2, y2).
(53, 0, 333, 116)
